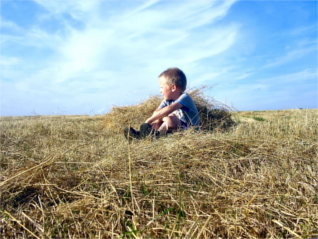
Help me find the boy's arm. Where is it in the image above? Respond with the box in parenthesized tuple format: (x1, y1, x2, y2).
(145, 102, 183, 124)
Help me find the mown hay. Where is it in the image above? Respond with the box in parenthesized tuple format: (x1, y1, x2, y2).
(102, 86, 235, 133)
(0, 107, 317, 238)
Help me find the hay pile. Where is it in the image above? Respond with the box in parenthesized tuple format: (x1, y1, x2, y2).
(102, 86, 235, 133)
(0, 107, 317, 238)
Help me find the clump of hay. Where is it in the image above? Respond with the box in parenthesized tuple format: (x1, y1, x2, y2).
(102, 86, 235, 132)
(188, 86, 235, 131)
(102, 95, 161, 132)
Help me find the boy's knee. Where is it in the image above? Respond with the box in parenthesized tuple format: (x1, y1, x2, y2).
(152, 120, 163, 130)
(163, 115, 181, 130)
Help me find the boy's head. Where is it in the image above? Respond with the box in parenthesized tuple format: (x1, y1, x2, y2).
(158, 67, 187, 92)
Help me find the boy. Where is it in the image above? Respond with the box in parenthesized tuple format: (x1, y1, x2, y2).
(125, 67, 199, 139)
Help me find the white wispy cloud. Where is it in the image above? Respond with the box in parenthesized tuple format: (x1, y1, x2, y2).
(34, 0, 100, 21)
(0, 56, 20, 67)
(0, 17, 23, 33)
(22, 0, 238, 86)
(214, 68, 317, 110)
(257, 69, 317, 85)
(264, 46, 316, 68)
(289, 25, 316, 35)
(1, 0, 238, 115)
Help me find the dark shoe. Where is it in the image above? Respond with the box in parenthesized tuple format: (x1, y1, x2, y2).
(140, 123, 160, 138)
(124, 127, 140, 140)
(139, 123, 153, 138)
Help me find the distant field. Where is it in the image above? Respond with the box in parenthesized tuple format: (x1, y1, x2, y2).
(1, 108, 317, 238)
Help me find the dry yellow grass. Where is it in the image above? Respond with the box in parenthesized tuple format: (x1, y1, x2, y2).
(0, 96, 317, 238)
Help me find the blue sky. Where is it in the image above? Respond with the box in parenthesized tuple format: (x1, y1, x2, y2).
(1, 0, 317, 116)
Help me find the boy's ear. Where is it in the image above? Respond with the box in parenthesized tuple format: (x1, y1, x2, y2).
(171, 84, 177, 92)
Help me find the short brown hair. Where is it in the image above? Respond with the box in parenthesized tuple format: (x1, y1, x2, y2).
(159, 67, 187, 92)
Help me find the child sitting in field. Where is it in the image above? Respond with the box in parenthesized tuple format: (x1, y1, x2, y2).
(124, 67, 200, 139)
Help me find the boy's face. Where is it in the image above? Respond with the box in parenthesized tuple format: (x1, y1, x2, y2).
(159, 76, 174, 100)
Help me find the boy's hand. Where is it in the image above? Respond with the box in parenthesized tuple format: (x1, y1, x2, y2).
(145, 102, 182, 125)
(145, 117, 160, 124)
(145, 108, 162, 124)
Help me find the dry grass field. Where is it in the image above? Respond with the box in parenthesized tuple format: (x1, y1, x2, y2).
(0, 94, 317, 238)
